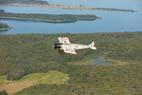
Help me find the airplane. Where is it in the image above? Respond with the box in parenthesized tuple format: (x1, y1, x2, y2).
(54, 37, 96, 54)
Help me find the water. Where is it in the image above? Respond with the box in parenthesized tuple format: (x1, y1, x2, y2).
(1, 12, 142, 34)
(91, 57, 112, 65)
(0, 0, 142, 34)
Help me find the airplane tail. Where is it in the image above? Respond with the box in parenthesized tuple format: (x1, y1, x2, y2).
(88, 41, 97, 50)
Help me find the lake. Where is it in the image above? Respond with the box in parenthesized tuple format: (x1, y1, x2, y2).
(0, 0, 142, 34)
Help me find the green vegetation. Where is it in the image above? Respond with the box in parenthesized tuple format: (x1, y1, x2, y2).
(0, 12, 98, 23)
(0, 91, 8, 95)
(0, 23, 8, 28)
(19, 71, 69, 85)
(15, 64, 142, 95)
(0, 23, 9, 31)
(0, 32, 141, 95)
(94, 7, 136, 12)
(0, 75, 7, 84)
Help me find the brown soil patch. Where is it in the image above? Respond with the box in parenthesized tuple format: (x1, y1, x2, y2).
(0, 81, 36, 95)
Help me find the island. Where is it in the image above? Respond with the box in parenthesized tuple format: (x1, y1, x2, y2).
(0, 0, 48, 5)
(0, 23, 10, 31)
(0, 12, 99, 23)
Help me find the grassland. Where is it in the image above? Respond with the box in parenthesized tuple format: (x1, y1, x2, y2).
(0, 70, 69, 94)
(19, 70, 69, 85)
(0, 76, 7, 85)
(15, 64, 142, 95)
(0, 32, 142, 95)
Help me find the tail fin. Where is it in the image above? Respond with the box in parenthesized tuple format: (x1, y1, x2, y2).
(89, 41, 97, 50)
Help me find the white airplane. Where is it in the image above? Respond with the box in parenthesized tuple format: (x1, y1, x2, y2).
(54, 37, 96, 54)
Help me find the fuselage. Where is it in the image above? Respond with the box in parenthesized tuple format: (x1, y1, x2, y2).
(60, 43, 89, 50)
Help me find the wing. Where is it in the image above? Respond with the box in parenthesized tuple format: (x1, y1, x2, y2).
(62, 45, 77, 54)
(58, 37, 70, 44)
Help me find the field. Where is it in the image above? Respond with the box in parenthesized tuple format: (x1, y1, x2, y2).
(0, 70, 69, 94)
(0, 32, 142, 95)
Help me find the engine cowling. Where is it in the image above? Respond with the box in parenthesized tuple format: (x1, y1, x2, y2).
(54, 43, 62, 49)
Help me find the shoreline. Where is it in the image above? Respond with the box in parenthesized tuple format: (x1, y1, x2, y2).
(0, 31, 141, 35)
(0, 17, 77, 23)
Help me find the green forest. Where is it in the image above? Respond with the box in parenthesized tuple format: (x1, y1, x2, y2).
(0, 32, 142, 95)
